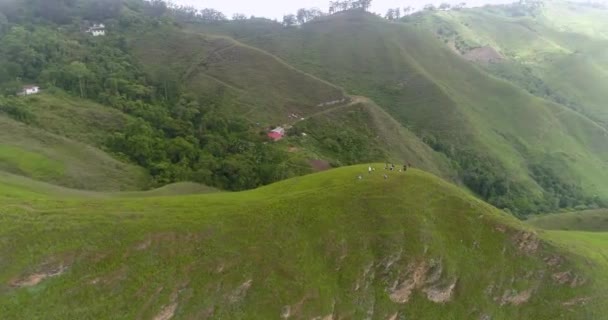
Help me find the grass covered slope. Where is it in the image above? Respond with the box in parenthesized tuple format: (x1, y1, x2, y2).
(405, 1, 608, 127)
(15, 93, 132, 146)
(131, 26, 345, 124)
(0, 114, 148, 191)
(528, 209, 608, 232)
(290, 96, 455, 179)
(0, 166, 605, 319)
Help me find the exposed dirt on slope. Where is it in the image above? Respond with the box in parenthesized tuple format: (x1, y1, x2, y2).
(562, 297, 592, 307)
(389, 261, 428, 303)
(10, 256, 72, 288)
(513, 231, 540, 254)
(310, 160, 332, 172)
(281, 292, 316, 319)
(463, 46, 504, 63)
(423, 278, 458, 303)
(544, 255, 564, 267)
(552, 271, 586, 287)
(496, 288, 534, 306)
(154, 302, 178, 320)
(89, 265, 128, 287)
(229, 279, 253, 303)
(387, 258, 457, 304)
(10, 268, 65, 288)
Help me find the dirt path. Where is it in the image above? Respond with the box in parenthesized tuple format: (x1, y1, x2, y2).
(295, 96, 369, 125)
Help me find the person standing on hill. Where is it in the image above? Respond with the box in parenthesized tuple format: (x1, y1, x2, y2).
(403, 164, 408, 172)
(368, 166, 372, 174)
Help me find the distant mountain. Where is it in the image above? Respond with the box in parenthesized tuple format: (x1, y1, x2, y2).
(1, 1, 608, 318)
(191, 2, 608, 215)
(0, 0, 607, 215)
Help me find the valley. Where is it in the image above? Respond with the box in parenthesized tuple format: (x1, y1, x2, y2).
(0, 0, 607, 318)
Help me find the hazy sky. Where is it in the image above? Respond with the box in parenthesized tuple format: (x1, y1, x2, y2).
(173, 0, 516, 19)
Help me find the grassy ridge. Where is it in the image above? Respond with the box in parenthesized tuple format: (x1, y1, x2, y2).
(131, 27, 345, 125)
(0, 114, 148, 191)
(408, 1, 608, 128)
(17, 93, 132, 146)
(0, 165, 605, 319)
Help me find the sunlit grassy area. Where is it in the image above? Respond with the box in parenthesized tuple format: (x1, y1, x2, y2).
(0, 165, 605, 319)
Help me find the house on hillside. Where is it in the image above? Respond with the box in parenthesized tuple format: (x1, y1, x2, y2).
(267, 127, 285, 141)
(18, 85, 40, 96)
(86, 24, 106, 36)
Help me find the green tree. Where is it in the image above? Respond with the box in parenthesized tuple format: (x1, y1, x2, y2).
(66, 61, 92, 98)
(282, 14, 296, 27)
(199, 8, 227, 22)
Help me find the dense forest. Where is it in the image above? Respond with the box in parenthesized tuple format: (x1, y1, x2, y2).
(0, 0, 318, 190)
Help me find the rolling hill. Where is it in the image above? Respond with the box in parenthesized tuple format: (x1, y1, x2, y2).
(1, 165, 606, 319)
(0, 112, 148, 191)
(0, 1, 608, 318)
(528, 209, 608, 232)
(405, 1, 608, 127)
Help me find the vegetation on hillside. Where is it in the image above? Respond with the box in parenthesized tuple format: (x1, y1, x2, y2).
(197, 4, 608, 215)
(1, 0, 607, 216)
(528, 209, 608, 232)
(0, 0, 317, 190)
(1, 165, 606, 319)
(0, 113, 148, 191)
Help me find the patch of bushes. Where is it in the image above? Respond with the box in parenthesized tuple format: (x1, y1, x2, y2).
(0, 96, 35, 124)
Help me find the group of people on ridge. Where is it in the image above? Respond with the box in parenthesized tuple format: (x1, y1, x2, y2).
(359, 162, 412, 180)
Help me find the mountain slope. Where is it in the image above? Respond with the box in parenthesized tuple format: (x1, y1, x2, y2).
(190, 9, 608, 215)
(131, 26, 346, 124)
(405, 1, 608, 127)
(0, 113, 148, 191)
(130, 25, 456, 180)
(1, 165, 606, 319)
(528, 209, 608, 232)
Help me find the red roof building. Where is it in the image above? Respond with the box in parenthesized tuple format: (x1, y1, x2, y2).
(267, 131, 284, 141)
(267, 126, 285, 141)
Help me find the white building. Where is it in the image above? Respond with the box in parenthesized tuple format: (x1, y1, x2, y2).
(20, 85, 40, 96)
(86, 24, 106, 37)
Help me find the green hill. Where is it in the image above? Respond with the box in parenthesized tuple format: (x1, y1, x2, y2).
(192, 8, 608, 215)
(1, 1, 608, 317)
(131, 27, 346, 125)
(2, 0, 607, 215)
(1, 165, 606, 319)
(528, 209, 608, 232)
(404, 1, 608, 127)
(0, 113, 148, 191)
(14, 93, 132, 146)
